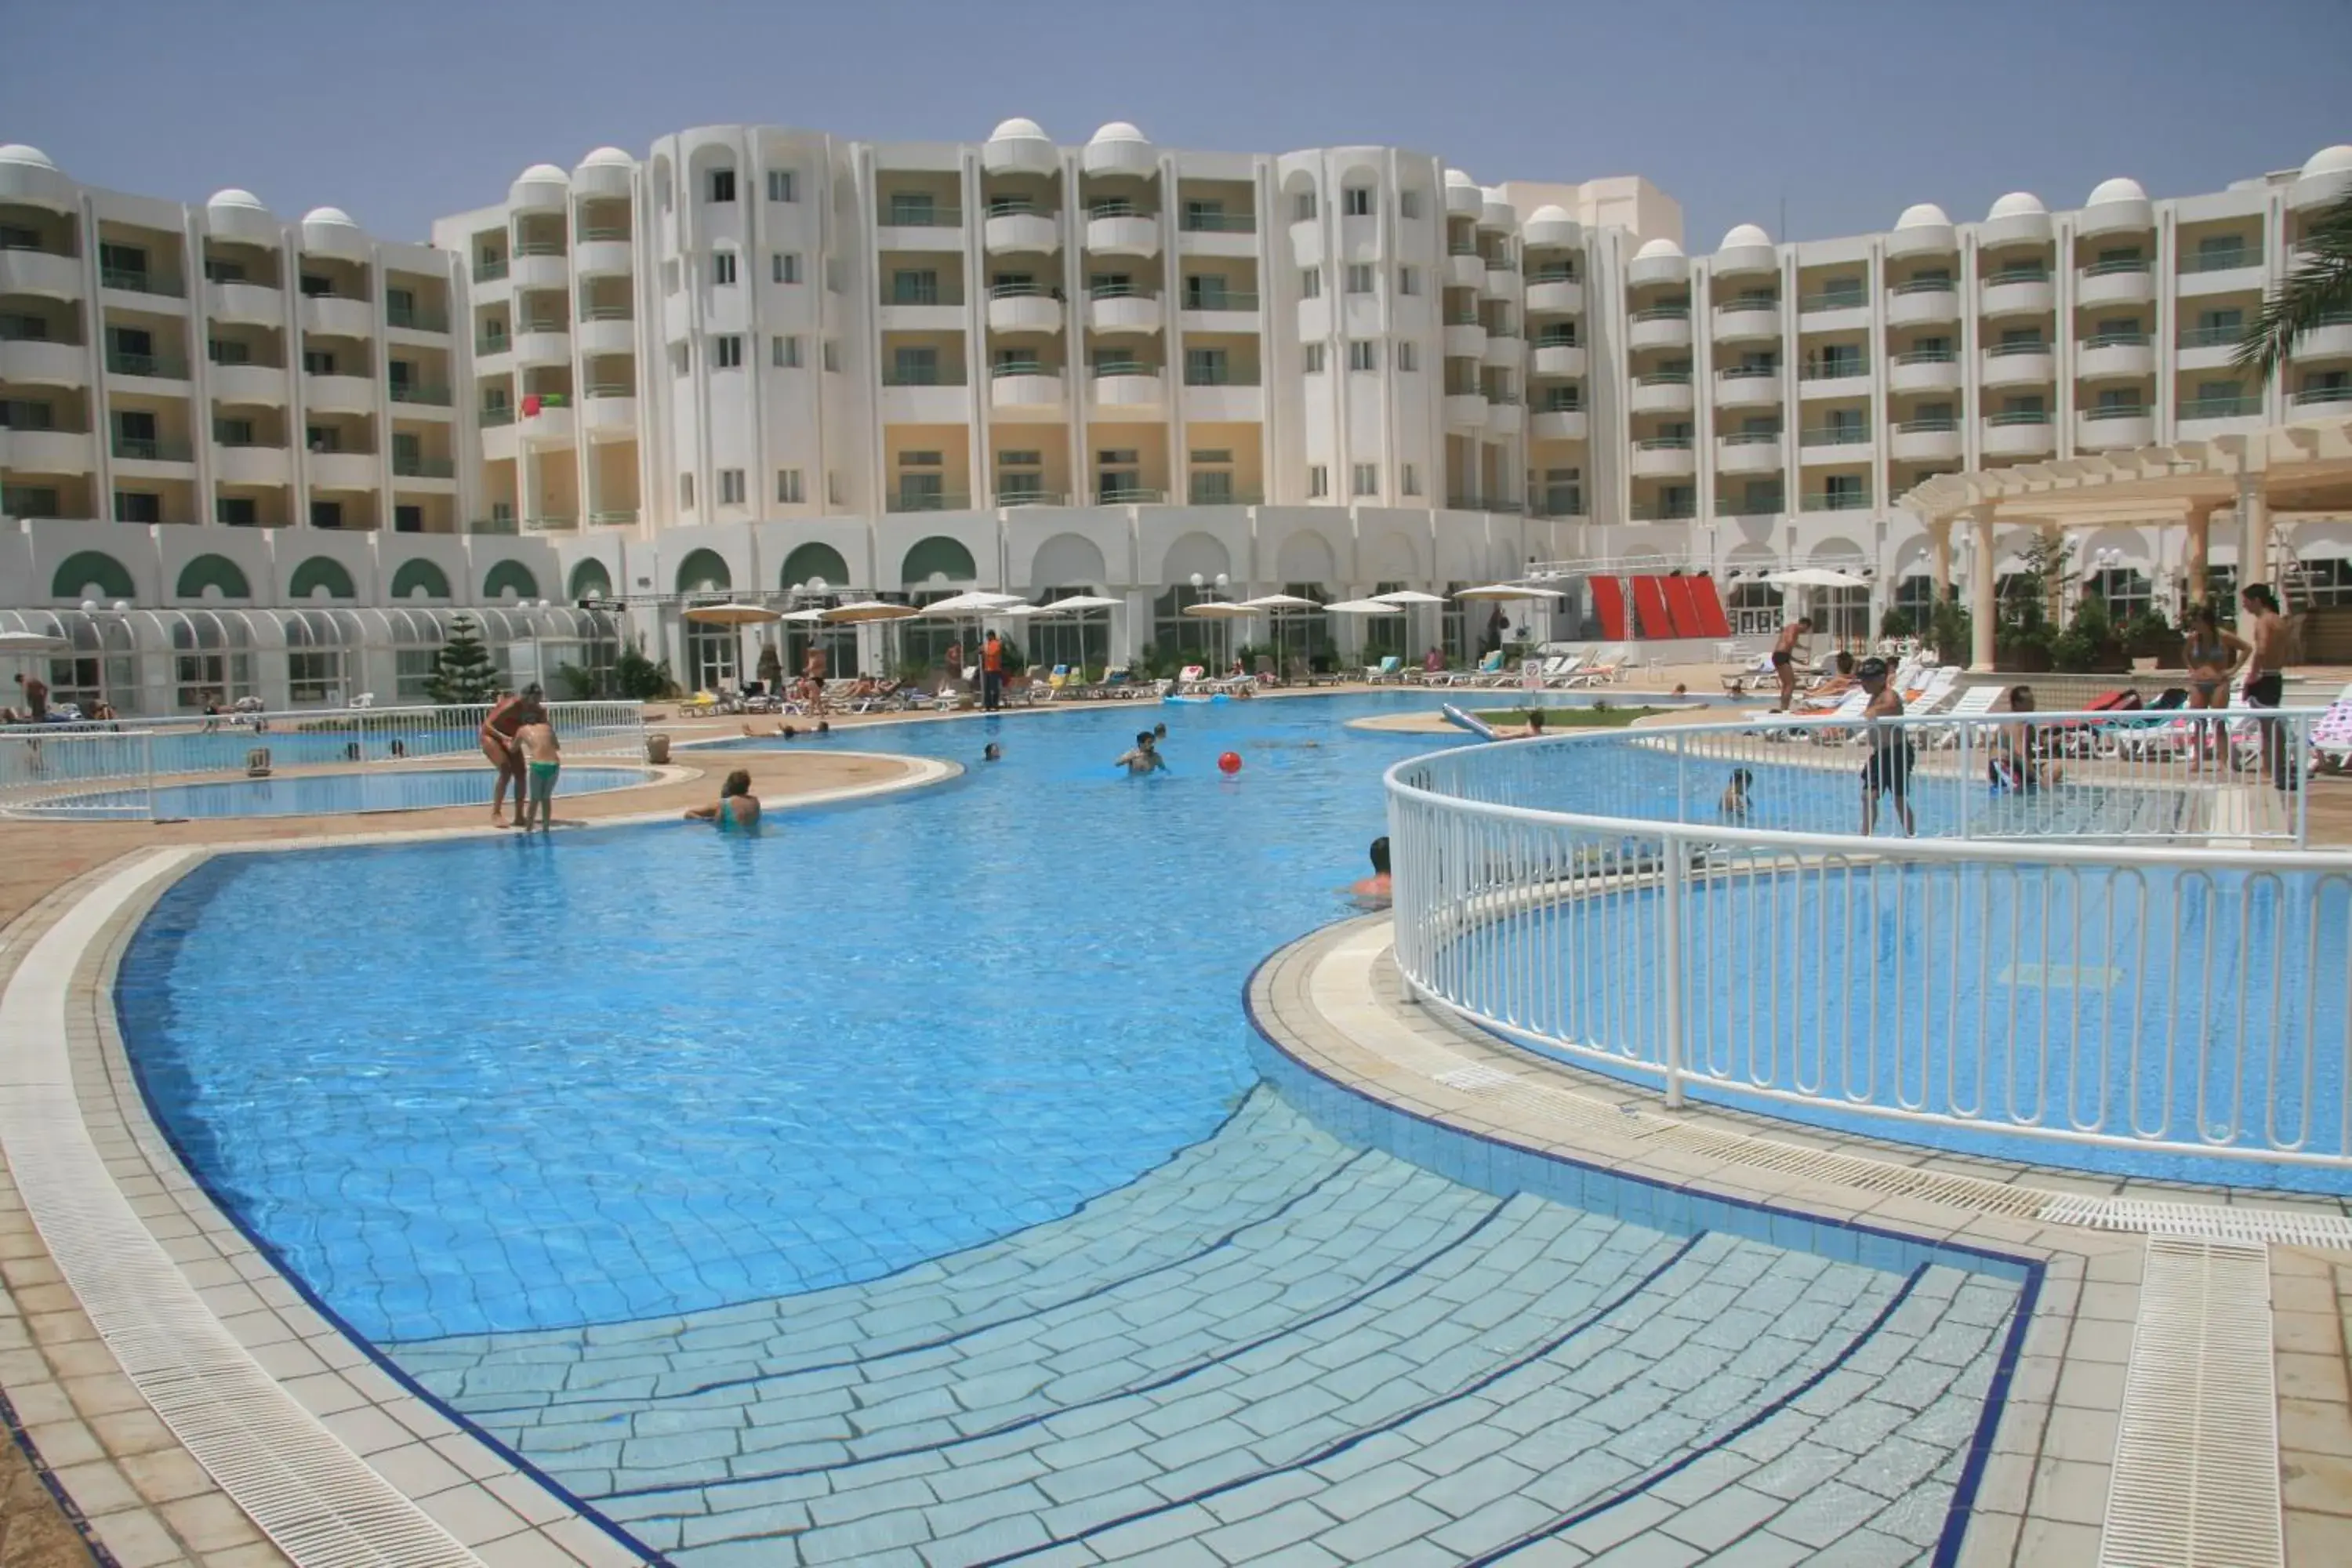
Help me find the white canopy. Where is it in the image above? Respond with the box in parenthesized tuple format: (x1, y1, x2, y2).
(1454, 583, 1568, 601)
(1762, 568, 1869, 589)
(920, 590, 1026, 616)
(1039, 594, 1123, 612)
(1372, 590, 1447, 605)
(1322, 599, 1403, 615)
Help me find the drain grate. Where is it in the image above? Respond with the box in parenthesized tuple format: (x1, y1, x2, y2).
(2100, 1236, 2283, 1568)
(2041, 1196, 2352, 1251)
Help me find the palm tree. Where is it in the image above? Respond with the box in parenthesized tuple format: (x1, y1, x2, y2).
(2235, 189, 2352, 383)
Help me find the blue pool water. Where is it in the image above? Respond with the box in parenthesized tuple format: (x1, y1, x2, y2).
(35, 764, 657, 820)
(121, 695, 1461, 1339)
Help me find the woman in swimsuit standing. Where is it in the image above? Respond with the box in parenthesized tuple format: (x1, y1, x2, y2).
(2180, 604, 2247, 771)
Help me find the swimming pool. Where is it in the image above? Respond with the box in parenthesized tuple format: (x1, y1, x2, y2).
(118, 693, 2031, 1565)
(21, 764, 659, 819)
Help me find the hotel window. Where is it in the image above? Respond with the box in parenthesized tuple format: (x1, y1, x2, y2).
(708, 169, 736, 203)
(887, 193, 938, 227)
(719, 469, 746, 505)
(891, 269, 940, 305)
(1397, 343, 1418, 372)
(713, 251, 737, 286)
(1399, 191, 1421, 220)
(773, 252, 801, 284)
(1823, 474, 1867, 505)
(1302, 343, 1326, 373)
(680, 473, 695, 509)
(209, 338, 249, 365)
(1294, 191, 1317, 222)
(1348, 340, 1377, 372)
(213, 416, 253, 445)
(1342, 187, 1372, 217)
(776, 468, 804, 503)
(1816, 275, 1864, 310)
(1346, 263, 1374, 294)
(772, 334, 802, 368)
(1307, 465, 1329, 498)
(2195, 233, 2248, 269)
(1352, 463, 1378, 496)
(1401, 463, 1420, 495)
(302, 349, 336, 375)
(767, 169, 797, 202)
(1397, 266, 1420, 296)
(822, 339, 841, 372)
(1300, 267, 1322, 298)
(713, 335, 743, 369)
(1541, 468, 1582, 514)
(216, 495, 257, 526)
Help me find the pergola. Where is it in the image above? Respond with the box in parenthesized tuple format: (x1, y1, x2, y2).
(1900, 413, 2352, 670)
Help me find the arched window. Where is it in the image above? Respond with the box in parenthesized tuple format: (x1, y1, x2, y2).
(483, 559, 540, 601)
(390, 559, 452, 601)
(289, 556, 357, 601)
(169, 612, 254, 709)
(175, 554, 252, 601)
(781, 543, 850, 590)
(568, 558, 613, 601)
(900, 535, 978, 586)
(676, 548, 731, 594)
(50, 550, 134, 602)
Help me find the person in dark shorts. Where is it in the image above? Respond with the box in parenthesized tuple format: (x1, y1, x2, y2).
(1770, 617, 1813, 712)
(2240, 583, 2293, 789)
(1857, 657, 1915, 836)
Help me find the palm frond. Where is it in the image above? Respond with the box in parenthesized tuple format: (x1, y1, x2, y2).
(2235, 188, 2352, 381)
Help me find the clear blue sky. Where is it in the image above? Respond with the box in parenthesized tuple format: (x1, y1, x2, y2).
(11, 0, 2348, 248)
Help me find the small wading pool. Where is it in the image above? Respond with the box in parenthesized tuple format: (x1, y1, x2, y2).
(14, 764, 658, 820)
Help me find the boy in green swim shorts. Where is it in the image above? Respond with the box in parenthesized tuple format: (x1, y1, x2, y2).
(514, 709, 560, 832)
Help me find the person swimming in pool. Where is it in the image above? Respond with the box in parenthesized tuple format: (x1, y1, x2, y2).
(1719, 767, 1753, 818)
(1115, 731, 1167, 775)
(983, 742, 1002, 762)
(1349, 836, 1392, 906)
(684, 768, 761, 829)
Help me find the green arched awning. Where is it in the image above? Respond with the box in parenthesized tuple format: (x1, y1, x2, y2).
(901, 535, 978, 586)
(483, 559, 540, 601)
(568, 558, 614, 600)
(289, 557, 358, 600)
(175, 554, 252, 600)
(780, 542, 851, 589)
(50, 550, 134, 601)
(390, 558, 452, 601)
(676, 548, 731, 594)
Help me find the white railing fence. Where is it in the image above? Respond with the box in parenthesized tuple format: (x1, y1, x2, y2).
(0, 701, 644, 820)
(1387, 728, 2352, 1188)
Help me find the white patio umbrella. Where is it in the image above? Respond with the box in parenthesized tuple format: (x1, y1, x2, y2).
(681, 603, 782, 626)
(1181, 600, 1258, 670)
(1370, 590, 1446, 605)
(820, 600, 921, 681)
(1452, 583, 1569, 601)
(1038, 594, 1123, 612)
(1323, 599, 1403, 615)
(0, 632, 70, 652)
(1762, 568, 1869, 589)
(1240, 593, 1324, 670)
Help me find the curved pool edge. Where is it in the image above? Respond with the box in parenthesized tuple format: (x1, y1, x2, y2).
(0, 750, 960, 1568)
(1239, 913, 2325, 1568)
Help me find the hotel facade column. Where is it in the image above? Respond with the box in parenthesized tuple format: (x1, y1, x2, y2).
(2238, 470, 2272, 596)
(1968, 504, 1997, 671)
(2182, 498, 2220, 613)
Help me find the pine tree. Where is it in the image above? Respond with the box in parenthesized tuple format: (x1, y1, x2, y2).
(425, 614, 499, 705)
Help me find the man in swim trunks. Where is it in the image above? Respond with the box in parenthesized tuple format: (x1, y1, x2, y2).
(981, 632, 1004, 712)
(1115, 731, 1166, 775)
(479, 688, 528, 826)
(1770, 617, 1813, 713)
(2240, 583, 2294, 789)
(1857, 657, 1915, 837)
(514, 709, 560, 833)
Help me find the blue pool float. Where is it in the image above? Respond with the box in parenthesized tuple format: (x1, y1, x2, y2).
(1164, 692, 1228, 704)
(1442, 704, 1499, 740)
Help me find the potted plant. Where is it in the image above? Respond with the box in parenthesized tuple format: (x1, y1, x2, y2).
(2121, 608, 2182, 666)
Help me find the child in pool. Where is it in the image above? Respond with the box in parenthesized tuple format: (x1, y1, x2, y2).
(1719, 767, 1753, 818)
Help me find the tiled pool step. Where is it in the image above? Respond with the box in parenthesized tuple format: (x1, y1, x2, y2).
(392, 1092, 2024, 1566)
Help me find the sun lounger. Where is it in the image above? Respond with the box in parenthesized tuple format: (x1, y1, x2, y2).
(1364, 655, 1403, 684)
(2308, 683, 2352, 771)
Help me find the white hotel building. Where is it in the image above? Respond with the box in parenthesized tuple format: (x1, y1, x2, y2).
(1, 123, 2348, 705)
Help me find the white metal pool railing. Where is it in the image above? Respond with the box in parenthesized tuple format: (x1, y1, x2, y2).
(1424, 708, 2319, 846)
(1386, 731, 2352, 1181)
(0, 731, 155, 818)
(0, 700, 644, 819)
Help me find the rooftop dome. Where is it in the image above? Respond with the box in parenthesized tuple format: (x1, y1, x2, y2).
(578, 146, 633, 168)
(989, 118, 1047, 142)
(1633, 237, 1685, 260)
(1088, 122, 1146, 143)
(1719, 222, 1771, 250)
(517, 162, 568, 183)
(207, 187, 267, 211)
(301, 206, 357, 228)
(1986, 191, 2046, 220)
(2303, 145, 2352, 179)
(2087, 177, 2146, 207)
(1893, 202, 1951, 229)
(0, 144, 57, 171)
(1443, 169, 1479, 191)
(1527, 203, 1570, 224)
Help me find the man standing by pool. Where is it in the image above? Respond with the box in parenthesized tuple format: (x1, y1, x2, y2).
(1857, 657, 1915, 837)
(2241, 583, 2294, 790)
(980, 631, 1004, 712)
(1770, 616, 1813, 713)
(479, 688, 528, 827)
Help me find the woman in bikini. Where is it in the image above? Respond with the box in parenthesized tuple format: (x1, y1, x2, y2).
(2180, 604, 2247, 771)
